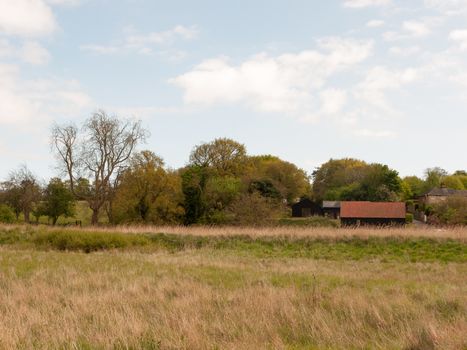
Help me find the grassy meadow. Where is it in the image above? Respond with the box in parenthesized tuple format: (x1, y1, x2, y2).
(0, 225, 465, 349)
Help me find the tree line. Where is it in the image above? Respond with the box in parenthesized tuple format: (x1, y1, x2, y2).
(0, 111, 465, 226)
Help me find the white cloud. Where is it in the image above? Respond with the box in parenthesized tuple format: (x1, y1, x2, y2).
(45, 0, 81, 5)
(0, 0, 90, 132)
(0, 39, 14, 58)
(354, 66, 418, 113)
(79, 44, 119, 55)
(402, 21, 431, 37)
(343, 0, 390, 8)
(171, 37, 372, 120)
(0, 63, 91, 126)
(157, 49, 188, 62)
(125, 25, 198, 47)
(353, 128, 396, 138)
(358, 66, 418, 91)
(449, 29, 467, 50)
(389, 45, 421, 56)
(383, 20, 433, 41)
(326, 67, 418, 136)
(19, 41, 51, 65)
(424, 0, 467, 15)
(367, 20, 385, 28)
(0, 0, 57, 37)
(81, 25, 198, 56)
(0, 39, 50, 65)
(319, 89, 348, 115)
(110, 106, 189, 120)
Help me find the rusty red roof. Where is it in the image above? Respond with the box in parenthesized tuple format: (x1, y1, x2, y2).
(340, 201, 406, 219)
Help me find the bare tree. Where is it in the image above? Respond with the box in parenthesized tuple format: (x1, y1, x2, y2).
(52, 110, 148, 225)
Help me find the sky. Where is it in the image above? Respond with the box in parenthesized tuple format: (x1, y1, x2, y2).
(0, 0, 466, 181)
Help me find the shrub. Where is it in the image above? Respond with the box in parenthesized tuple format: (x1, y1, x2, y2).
(406, 213, 414, 224)
(431, 196, 467, 225)
(226, 192, 284, 226)
(0, 204, 15, 224)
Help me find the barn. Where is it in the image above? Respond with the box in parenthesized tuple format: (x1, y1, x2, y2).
(291, 198, 323, 217)
(340, 201, 406, 226)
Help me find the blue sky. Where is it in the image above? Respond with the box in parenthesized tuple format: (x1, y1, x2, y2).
(0, 0, 466, 181)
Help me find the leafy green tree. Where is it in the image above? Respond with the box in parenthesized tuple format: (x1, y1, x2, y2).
(247, 155, 311, 203)
(112, 151, 184, 224)
(189, 138, 247, 176)
(402, 176, 425, 198)
(182, 138, 247, 224)
(2, 166, 41, 223)
(0, 182, 21, 219)
(423, 167, 448, 192)
(201, 176, 243, 224)
(38, 178, 75, 225)
(441, 175, 465, 190)
(358, 164, 402, 201)
(249, 179, 281, 199)
(458, 175, 467, 189)
(452, 171, 467, 188)
(401, 181, 413, 201)
(0, 204, 15, 223)
(312, 158, 368, 201)
(181, 165, 209, 225)
(312, 159, 401, 201)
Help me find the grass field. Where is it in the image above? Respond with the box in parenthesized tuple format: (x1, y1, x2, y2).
(0, 225, 465, 349)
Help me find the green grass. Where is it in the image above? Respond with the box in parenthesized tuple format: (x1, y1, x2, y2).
(278, 217, 340, 228)
(0, 226, 465, 263)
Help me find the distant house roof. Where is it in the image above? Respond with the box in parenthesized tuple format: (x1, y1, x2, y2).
(322, 201, 340, 208)
(340, 201, 406, 219)
(423, 188, 467, 197)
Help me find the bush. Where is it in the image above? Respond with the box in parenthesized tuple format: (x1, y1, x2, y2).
(226, 192, 284, 226)
(406, 213, 414, 224)
(431, 196, 467, 225)
(0, 204, 15, 224)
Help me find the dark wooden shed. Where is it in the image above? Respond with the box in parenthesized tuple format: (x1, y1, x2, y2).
(340, 201, 406, 226)
(291, 199, 323, 217)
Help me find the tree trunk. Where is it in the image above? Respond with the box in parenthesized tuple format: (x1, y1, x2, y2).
(52, 217, 58, 226)
(105, 202, 114, 225)
(24, 210, 30, 224)
(91, 208, 99, 226)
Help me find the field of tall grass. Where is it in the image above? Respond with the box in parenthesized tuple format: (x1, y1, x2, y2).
(0, 224, 465, 349)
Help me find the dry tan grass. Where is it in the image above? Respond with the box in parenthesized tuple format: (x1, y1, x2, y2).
(3, 223, 466, 240)
(0, 247, 465, 349)
(73, 224, 467, 240)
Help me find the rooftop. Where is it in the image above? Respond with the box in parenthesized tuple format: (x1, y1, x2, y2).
(322, 201, 341, 208)
(340, 201, 406, 219)
(424, 188, 467, 197)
